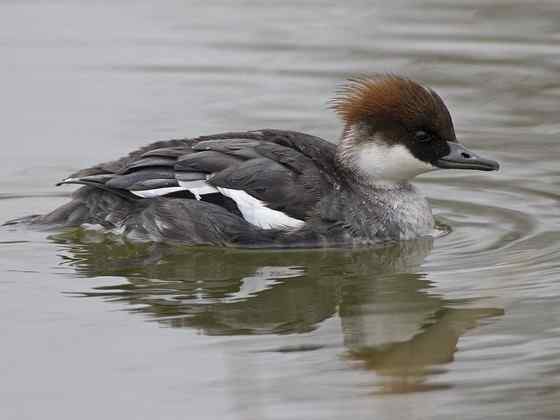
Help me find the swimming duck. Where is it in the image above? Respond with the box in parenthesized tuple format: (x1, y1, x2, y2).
(12, 75, 499, 247)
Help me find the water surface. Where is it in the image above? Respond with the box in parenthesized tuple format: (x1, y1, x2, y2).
(1, 1, 560, 419)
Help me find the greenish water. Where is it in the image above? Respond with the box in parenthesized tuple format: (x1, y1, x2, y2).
(1, 1, 560, 419)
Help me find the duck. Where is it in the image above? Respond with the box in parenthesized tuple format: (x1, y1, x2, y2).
(9, 75, 499, 247)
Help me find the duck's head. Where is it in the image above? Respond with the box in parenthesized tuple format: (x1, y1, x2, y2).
(332, 75, 499, 185)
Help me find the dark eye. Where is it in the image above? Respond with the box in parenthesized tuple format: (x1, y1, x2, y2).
(415, 130, 432, 143)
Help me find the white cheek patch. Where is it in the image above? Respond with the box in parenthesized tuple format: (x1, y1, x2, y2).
(356, 143, 435, 182)
(216, 187, 305, 230)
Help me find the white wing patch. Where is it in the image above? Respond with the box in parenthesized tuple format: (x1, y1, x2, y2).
(177, 179, 218, 199)
(131, 186, 189, 198)
(131, 180, 219, 199)
(216, 187, 305, 230)
(106, 176, 304, 230)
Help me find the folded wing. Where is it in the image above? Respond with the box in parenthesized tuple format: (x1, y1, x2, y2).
(58, 130, 338, 229)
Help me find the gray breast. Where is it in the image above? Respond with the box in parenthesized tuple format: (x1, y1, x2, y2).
(317, 183, 434, 243)
(380, 186, 434, 240)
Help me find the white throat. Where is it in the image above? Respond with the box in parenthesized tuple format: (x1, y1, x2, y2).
(340, 131, 436, 186)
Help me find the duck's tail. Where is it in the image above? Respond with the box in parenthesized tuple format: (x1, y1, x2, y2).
(2, 214, 43, 227)
(3, 186, 137, 229)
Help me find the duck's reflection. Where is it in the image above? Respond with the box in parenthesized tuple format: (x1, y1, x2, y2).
(51, 229, 503, 393)
(344, 301, 502, 393)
